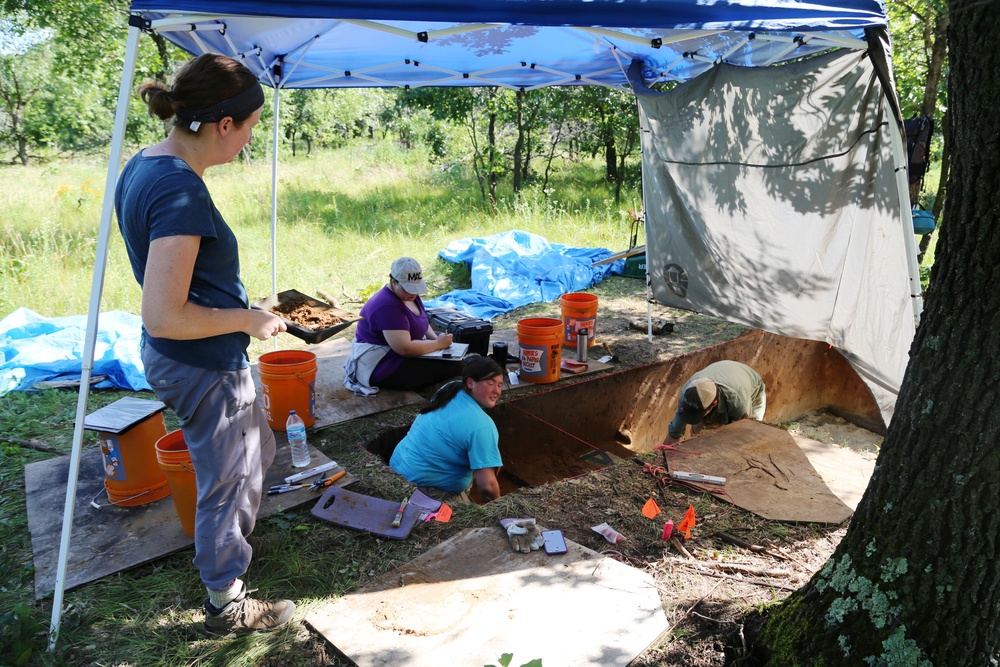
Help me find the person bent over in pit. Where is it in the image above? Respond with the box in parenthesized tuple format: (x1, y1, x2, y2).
(662, 360, 766, 446)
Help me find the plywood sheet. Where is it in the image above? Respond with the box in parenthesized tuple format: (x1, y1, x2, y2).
(671, 420, 874, 524)
(307, 527, 667, 667)
(251, 338, 425, 429)
(28, 435, 351, 599)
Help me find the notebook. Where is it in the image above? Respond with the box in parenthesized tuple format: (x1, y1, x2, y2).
(420, 342, 470, 360)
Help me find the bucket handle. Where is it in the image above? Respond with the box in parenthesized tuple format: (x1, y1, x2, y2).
(90, 486, 151, 510)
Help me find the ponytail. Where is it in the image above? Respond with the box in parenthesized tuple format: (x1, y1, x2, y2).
(419, 355, 504, 414)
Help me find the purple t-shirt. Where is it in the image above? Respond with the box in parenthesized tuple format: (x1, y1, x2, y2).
(355, 285, 429, 383)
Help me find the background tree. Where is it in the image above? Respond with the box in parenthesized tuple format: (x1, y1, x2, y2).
(509, 88, 545, 192)
(888, 0, 949, 261)
(403, 87, 512, 208)
(754, 2, 1000, 664)
(0, 2, 183, 161)
(572, 87, 640, 203)
(0, 20, 50, 164)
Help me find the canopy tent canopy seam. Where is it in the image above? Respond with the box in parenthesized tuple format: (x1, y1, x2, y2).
(140, 11, 871, 90)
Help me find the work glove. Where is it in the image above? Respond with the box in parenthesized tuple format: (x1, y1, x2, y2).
(505, 518, 543, 553)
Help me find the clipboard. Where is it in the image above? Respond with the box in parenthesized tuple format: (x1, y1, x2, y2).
(420, 342, 470, 360)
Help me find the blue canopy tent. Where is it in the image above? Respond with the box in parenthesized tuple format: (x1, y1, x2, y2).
(50, 0, 917, 647)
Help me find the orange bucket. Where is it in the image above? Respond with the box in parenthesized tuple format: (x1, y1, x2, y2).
(560, 292, 599, 347)
(99, 411, 171, 507)
(155, 430, 197, 538)
(516, 317, 563, 384)
(258, 350, 317, 431)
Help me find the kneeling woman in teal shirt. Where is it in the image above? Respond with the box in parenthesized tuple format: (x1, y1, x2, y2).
(390, 356, 505, 502)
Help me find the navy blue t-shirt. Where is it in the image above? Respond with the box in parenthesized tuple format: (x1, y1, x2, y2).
(114, 152, 250, 370)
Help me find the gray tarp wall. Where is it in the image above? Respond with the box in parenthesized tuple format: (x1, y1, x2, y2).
(633, 49, 915, 422)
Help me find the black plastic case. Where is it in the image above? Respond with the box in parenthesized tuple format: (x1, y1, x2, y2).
(426, 307, 493, 356)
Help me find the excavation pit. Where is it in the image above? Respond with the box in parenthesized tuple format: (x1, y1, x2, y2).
(365, 330, 885, 501)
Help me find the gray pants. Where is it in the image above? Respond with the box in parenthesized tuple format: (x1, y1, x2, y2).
(142, 342, 275, 590)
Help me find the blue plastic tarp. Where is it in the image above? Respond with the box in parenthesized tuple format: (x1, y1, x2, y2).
(0, 308, 149, 397)
(424, 230, 623, 319)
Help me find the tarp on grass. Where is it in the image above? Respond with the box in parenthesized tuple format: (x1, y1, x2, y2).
(424, 230, 624, 319)
(0, 233, 616, 394)
(0, 309, 149, 397)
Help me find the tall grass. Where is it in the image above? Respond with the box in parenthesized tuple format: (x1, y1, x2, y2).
(0, 142, 640, 321)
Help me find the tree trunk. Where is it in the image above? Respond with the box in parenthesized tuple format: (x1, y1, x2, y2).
(151, 33, 173, 82)
(513, 90, 524, 193)
(915, 6, 950, 263)
(604, 138, 617, 183)
(919, 111, 950, 263)
(487, 94, 498, 206)
(756, 3, 1000, 664)
(921, 9, 949, 118)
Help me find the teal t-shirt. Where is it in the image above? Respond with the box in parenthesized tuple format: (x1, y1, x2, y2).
(389, 390, 502, 494)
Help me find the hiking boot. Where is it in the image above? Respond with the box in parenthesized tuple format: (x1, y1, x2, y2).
(204, 583, 295, 637)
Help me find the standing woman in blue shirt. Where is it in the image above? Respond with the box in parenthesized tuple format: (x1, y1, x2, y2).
(114, 53, 294, 637)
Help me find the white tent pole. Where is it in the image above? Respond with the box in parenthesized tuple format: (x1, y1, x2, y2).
(48, 24, 142, 651)
(885, 102, 924, 326)
(270, 72, 281, 303)
(634, 97, 654, 344)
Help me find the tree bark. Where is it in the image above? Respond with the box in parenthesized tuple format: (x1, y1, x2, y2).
(756, 2, 1000, 664)
(921, 7, 949, 119)
(513, 89, 524, 193)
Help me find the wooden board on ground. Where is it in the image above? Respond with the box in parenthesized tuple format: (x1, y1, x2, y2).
(672, 419, 874, 524)
(307, 526, 667, 666)
(490, 328, 612, 387)
(251, 338, 425, 429)
(27, 436, 351, 599)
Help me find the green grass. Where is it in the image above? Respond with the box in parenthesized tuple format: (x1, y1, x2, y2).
(0, 138, 939, 666)
(0, 142, 638, 321)
(0, 142, 638, 666)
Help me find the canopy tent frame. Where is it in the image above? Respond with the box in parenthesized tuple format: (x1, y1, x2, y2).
(48, 0, 913, 648)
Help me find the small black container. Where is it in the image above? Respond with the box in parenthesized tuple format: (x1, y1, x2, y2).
(491, 341, 509, 369)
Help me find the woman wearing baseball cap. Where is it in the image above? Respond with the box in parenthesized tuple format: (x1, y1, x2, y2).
(344, 257, 458, 394)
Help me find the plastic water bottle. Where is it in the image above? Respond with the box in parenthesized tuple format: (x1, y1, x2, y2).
(286, 410, 311, 468)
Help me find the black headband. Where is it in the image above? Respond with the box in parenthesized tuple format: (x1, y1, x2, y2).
(174, 82, 265, 129)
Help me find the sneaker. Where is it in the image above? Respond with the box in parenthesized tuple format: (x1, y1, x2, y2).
(204, 582, 295, 637)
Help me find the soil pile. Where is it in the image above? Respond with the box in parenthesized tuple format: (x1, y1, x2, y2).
(271, 298, 346, 330)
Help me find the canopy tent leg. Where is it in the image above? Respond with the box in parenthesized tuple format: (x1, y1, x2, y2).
(269, 73, 282, 349)
(48, 24, 142, 651)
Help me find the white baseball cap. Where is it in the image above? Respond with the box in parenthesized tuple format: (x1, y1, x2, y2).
(390, 257, 428, 294)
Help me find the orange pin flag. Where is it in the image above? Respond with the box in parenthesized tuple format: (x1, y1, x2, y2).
(434, 502, 453, 523)
(641, 498, 661, 519)
(676, 505, 697, 539)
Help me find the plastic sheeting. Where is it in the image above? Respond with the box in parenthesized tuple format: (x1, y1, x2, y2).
(0, 309, 149, 397)
(0, 232, 618, 394)
(424, 230, 624, 319)
(635, 49, 916, 423)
